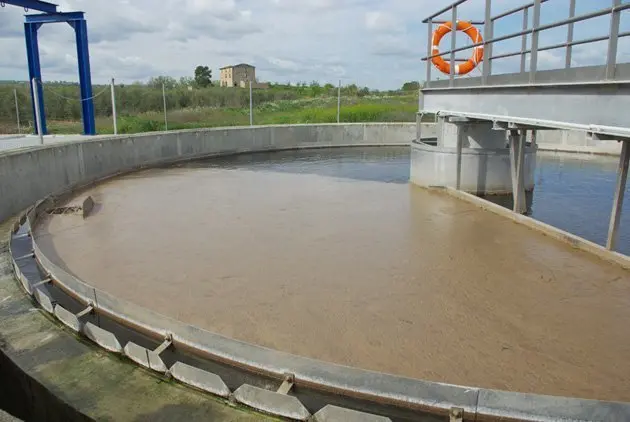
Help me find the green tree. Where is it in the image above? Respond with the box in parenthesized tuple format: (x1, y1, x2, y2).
(401, 81, 420, 91)
(194, 66, 213, 87)
(147, 76, 177, 89)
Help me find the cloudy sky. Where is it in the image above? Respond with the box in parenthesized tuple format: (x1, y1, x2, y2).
(0, 0, 629, 89)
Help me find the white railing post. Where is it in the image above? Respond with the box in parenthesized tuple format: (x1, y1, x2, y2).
(31, 78, 43, 144)
(14, 88, 21, 134)
(337, 79, 341, 123)
(606, 0, 622, 79)
(249, 80, 253, 126)
(111, 78, 118, 135)
(449, 6, 458, 86)
(162, 83, 168, 131)
(529, 0, 542, 83)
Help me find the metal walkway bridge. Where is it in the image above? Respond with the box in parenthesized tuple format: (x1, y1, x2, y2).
(420, 0, 630, 252)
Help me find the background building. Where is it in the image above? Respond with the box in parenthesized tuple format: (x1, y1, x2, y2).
(220, 64, 255, 88)
(220, 64, 268, 88)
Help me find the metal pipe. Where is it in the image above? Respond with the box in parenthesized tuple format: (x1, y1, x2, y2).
(432, 19, 484, 25)
(606, 0, 622, 79)
(491, 0, 549, 22)
(450, 6, 457, 85)
(426, 19, 433, 87)
(482, 0, 493, 82)
(489, 31, 630, 61)
(566, 0, 576, 68)
(110, 78, 117, 135)
(529, 0, 541, 83)
(31, 78, 43, 144)
(13, 88, 21, 134)
(422, 3, 630, 61)
(422, 0, 468, 23)
(520, 7, 529, 73)
(162, 83, 168, 131)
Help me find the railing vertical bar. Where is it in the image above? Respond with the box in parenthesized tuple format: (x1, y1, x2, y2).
(606, 0, 622, 79)
(426, 19, 433, 88)
(482, 0, 492, 82)
(520, 7, 529, 73)
(529, 0, 542, 83)
(450, 6, 457, 86)
(565, 0, 576, 68)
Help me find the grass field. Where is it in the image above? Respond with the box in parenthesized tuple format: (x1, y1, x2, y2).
(21, 95, 421, 134)
(0, 81, 427, 135)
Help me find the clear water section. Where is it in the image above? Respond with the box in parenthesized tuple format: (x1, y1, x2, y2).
(532, 152, 630, 255)
(217, 147, 629, 255)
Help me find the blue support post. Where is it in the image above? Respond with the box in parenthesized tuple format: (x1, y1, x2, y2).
(24, 22, 47, 135)
(72, 18, 96, 135)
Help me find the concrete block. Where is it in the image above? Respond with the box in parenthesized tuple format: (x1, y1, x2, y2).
(82, 322, 122, 353)
(82, 196, 94, 218)
(33, 288, 54, 314)
(54, 305, 81, 333)
(168, 362, 230, 398)
(232, 384, 310, 421)
(12, 261, 31, 295)
(313, 405, 392, 422)
(123, 341, 167, 373)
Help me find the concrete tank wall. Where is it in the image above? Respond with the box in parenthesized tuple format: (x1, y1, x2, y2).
(0, 123, 416, 224)
(410, 141, 536, 194)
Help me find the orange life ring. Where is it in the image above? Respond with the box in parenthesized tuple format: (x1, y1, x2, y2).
(431, 21, 483, 76)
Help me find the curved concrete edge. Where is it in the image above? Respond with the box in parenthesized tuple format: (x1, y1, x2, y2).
(232, 384, 311, 421)
(30, 219, 480, 415)
(443, 187, 630, 270)
(477, 389, 630, 422)
(22, 195, 630, 422)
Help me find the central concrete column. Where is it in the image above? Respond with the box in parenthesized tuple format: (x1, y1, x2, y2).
(437, 117, 506, 149)
(411, 114, 537, 197)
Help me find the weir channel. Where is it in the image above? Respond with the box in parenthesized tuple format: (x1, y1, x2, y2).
(1, 124, 629, 421)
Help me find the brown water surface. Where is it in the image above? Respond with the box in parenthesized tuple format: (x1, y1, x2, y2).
(35, 149, 630, 402)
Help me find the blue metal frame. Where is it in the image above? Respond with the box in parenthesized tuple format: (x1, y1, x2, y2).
(4, 1, 96, 135)
(21, 12, 96, 135)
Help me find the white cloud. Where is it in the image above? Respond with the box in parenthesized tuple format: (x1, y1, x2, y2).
(0, 0, 627, 89)
(365, 11, 400, 33)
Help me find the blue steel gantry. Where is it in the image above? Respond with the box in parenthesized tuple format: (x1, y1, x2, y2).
(2, 1, 96, 135)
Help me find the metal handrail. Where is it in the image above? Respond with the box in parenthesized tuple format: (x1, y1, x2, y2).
(422, 0, 630, 86)
(423, 3, 630, 61)
(490, 0, 549, 22)
(490, 31, 630, 61)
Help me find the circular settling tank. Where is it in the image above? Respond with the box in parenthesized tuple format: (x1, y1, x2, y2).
(34, 147, 630, 402)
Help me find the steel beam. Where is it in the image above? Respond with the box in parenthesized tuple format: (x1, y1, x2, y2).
(24, 11, 84, 24)
(607, 141, 629, 251)
(24, 21, 46, 135)
(73, 17, 95, 135)
(2, 0, 57, 13)
(509, 131, 527, 214)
